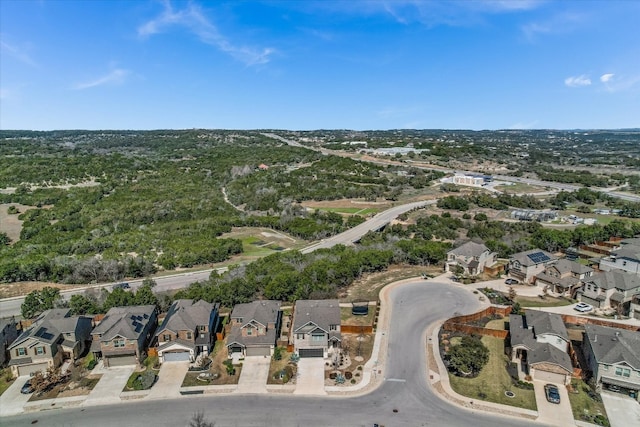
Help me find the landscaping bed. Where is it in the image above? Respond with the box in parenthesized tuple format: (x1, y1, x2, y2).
(267, 347, 297, 385)
(568, 379, 610, 426)
(182, 340, 242, 386)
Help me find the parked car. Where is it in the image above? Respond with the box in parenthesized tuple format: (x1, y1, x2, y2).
(544, 384, 560, 404)
(505, 278, 519, 285)
(574, 302, 593, 313)
(20, 379, 34, 394)
(113, 282, 130, 290)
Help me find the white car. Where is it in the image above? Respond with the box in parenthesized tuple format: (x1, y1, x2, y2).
(574, 302, 593, 313)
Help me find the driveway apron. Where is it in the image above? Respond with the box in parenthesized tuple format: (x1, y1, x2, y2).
(236, 356, 270, 394)
(533, 380, 574, 426)
(0, 376, 33, 417)
(601, 391, 640, 427)
(147, 361, 190, 399)
(84, 365, 135, 406)
(294, 358, 326, 395)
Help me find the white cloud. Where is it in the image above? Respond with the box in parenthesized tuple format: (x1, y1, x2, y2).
(0, 38, 37, 66)
(564, 75, 591, 88)
(138, 1, 274, 66)
(522, 12, 585, 41)
(73, 69, 130, 90)
(600, 73, 614, 83)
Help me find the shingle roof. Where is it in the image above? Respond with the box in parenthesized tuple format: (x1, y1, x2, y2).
(155, 299, 216, 337)
(526, 310, 569, 341)
(9, 309, 90, 349)
(448, 241, 489, 258)
(612, 244, 640, 262)
(549, 259, 593, 275)
(226, 300, 281, 348)
(293, 299, 341, 341)
(587, 270, 640, 291)
(584, 324, 640, 370)
(92, 305, 155, 341)
(510, 249, 557, 267)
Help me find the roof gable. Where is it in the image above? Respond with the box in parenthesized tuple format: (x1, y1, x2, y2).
(293, 300, 340, 334)
(156, 299, 216, 337)
(93, 305, 155, 341)
(584, 324, 640, 370)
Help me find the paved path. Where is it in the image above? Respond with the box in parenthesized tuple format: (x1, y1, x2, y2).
(533, 380, 574, 427)
(601, 391, 640, 427)
(83, 365, 135, 406)
(294, 358, 327, 395)
(147, 361, 189, 400)
(236, 356, 270, 394)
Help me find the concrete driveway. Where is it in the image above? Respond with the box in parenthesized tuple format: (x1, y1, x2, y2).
(601, 391, 640, 427)
(147, 361, 190, 399)
(236, 356, 270, 394)
(294, 358, 326, 395)
(533, 380, 574, 426)
(83, 364, 135, 406)
(0, 376, 32, 417)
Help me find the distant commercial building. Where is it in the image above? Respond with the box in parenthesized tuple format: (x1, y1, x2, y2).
(511, 209, 557, 222)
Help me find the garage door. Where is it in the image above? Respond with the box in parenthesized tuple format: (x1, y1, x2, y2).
(246, 346, 270, 357)
(298, 348, 323, 358)
(18, 362, 48, 377)
(163, 351, 191, 362)
(107, 354, 136, 367)
(534, 369, 566, 384)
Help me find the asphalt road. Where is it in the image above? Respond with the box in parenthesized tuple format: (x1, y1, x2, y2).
(2, 281, 542, 427)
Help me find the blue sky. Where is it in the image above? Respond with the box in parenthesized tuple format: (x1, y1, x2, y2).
(1, 0, 639, 130)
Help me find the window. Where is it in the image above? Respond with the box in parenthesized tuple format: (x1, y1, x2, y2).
(17, 347, 26, 356)
(36, 346, 45, 355)
(623, 261, 627, 266)
(623, 369, 631, 378)
(296, 333, 304, 340)
(246, 326, 252, 336)
(186, 332, 192, 340)
(198, 325, 206, 332)
(311, 334, 324, 342)
(163, 334, 171, 342)
(329, 324, 337, 331)
(603, 365, 609, 370)
(114, 339, 125, 348)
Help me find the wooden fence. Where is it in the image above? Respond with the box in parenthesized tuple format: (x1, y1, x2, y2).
(340, 325, 374, 334)
(442, 305, 512, 338)
(561, 314, 640, 332)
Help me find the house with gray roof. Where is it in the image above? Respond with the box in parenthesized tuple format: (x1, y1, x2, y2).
(509, 310, 573, 384)
(508, 249, 558, 284)
(578, 270, 640, 316)
(535, 258, 594, 298)
(155, 299, 219, 363)
(445, 241, 497, 276)
(583, 324, 640, 400)
(599, 243, 640, 276)
(91, 305, 157, 367)
(226, 300, 281, 358)
(0, 317, 19, 367)
(8, 309, 92, 377)
(292, 300, 341, 358)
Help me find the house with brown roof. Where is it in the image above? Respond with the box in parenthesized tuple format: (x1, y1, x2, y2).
(155, 299, 219, 363)
(445, 241, 497, 276)
(226, 300, 281, 358)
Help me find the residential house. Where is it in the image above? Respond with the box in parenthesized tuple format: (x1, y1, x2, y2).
(155, 299, 219, 363)
(599, 242, 640, 276)
(578, 270, 640, 316)
(535, 259, 594, 298)
(509, 310, 573, 384)
(583, 324, 640, 401)
(0, 317, 19, 367)
(445, 241, 497, 276)
(8, 309, 92, 377)
(226, 300, 281, 358)
(91, 305, 157, 367)
(630, 294, 640, 320)
(292, 300, 341, 358)
(508, 249, 558, 284)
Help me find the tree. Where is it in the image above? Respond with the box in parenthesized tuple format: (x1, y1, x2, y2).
(69, 294, 100, 315)
(0, 231, 10, 246)
(21, 287, 62, 319)
(447, 335, 489, 377)
(189, 411, 216, 427)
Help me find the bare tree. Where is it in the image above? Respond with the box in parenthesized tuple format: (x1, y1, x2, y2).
(189, 411, 215, 427)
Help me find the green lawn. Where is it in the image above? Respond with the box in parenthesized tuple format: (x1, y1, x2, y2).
(448, 335, 537, 411)
(568, 379, 610, 426)
(340, 305, 376, 325)
(515, 295, 573, 308)
(0, 368, 16, 396)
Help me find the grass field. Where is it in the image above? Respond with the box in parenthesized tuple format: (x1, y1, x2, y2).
(568, 379, 609, 426)
(340, 305, 376, 326)
(448, 336, 537, 411)
(515, 295, 573, 308)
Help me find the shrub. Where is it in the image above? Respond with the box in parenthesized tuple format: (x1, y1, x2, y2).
(137, 370, 156, 390)
(273, 346, 283, 361)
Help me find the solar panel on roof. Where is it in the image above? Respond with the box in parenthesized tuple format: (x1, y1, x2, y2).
(527, 252, 550, 263)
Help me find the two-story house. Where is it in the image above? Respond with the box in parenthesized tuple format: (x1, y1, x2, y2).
(508, 249, 558, 284)
(155, 299, 220, 363)
(8, 309, 92, 377)
(535, 258, 594, 298)
(583, 324, 640, 401)
(90, 305, 157, 367)
(226, 300, 281, 358)
(578, 270, 640, 316)
(292, 299, 341, 358)
(599, 241, 640, 276)
(509, 310, 573, 384)
(445, 241, 497, 276)
(0, 317, 19, 367)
